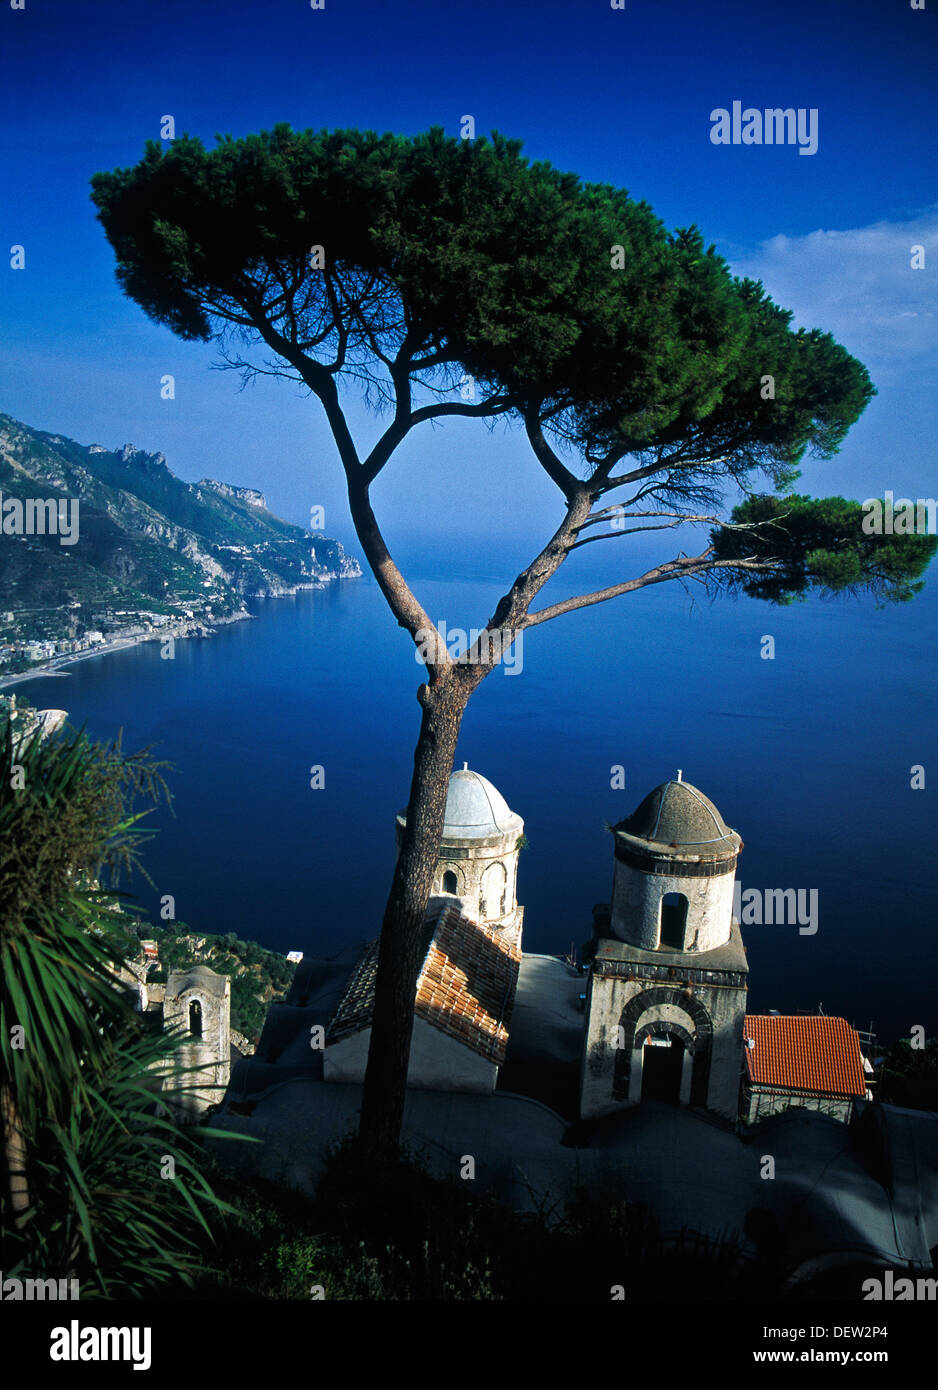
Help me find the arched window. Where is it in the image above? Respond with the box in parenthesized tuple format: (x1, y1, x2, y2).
(188, 999, 203, 1037)
(442, 869, 458, 894)
(480, 861, 507, 920)
(660, 892, 688, 949)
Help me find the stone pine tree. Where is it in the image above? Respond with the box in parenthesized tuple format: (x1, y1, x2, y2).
(91, 126, 935, 1155)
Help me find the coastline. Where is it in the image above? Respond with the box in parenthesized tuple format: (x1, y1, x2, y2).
(0, 610, 255, 691)
(0, 569, 362, 691)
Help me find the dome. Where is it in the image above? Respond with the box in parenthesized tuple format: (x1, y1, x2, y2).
(442, 765, 520, 840)
(615, 777, 740, 859)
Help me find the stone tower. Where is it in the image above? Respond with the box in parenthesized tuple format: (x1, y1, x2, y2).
(581, 775, 748, 1122)
(163, 965, 231, 1119)
(397, 764, 524, 932)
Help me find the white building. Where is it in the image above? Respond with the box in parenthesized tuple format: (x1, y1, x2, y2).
(580, 775, 749, 1122)
(398, 763, 525, 931)
(324, 766, 525, 1093)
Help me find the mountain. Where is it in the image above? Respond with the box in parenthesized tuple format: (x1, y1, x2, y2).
(0, 412, 360, 661)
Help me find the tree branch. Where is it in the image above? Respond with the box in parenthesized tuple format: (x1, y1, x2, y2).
(361, 393, 514, 486)
(463, 485, 595, 665)
(569, 517, 719, 549)
(520, 550, 779, 628)
(524, 408, 581, 502)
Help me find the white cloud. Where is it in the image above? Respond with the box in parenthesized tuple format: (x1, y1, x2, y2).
(729, 210, 938, 380)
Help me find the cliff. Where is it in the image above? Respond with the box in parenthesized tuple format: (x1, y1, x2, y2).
(0, 411, 361, 656)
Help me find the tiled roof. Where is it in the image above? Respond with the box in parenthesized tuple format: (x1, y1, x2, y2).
(325, 937, 381, 1044)
(325, 904, 522, 1065)
(416, 905, 522, 1065)
(743, 1015, 865, 1098)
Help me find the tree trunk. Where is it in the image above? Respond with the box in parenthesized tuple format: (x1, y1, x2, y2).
(2, 1083, 30, 1224)
(358, 672, 470, 1156)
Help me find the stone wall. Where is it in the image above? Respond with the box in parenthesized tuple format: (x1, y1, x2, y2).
(581, 922, 749, 1122)
(163, 967, 231, 1118)
(610, 856, 737, 953)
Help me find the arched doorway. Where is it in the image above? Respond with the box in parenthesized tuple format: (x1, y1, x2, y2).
(613, 989, 713, 1107)
(442, 869, 458, 894)
(640, 1029, 684, 1102)
(188, 999, 203, 1038)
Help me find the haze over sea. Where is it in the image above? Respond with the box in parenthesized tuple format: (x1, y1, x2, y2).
(14, 535, 937, 1044)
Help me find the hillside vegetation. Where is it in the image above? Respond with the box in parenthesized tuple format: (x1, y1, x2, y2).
(0, 411, 359, 659)
(148, 923, 296, 1044)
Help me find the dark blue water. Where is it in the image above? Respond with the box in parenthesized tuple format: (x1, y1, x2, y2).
(12, 549, 937, 1043)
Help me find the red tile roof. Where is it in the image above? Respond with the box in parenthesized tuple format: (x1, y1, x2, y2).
(415, 907, 522, 1065)
(326, 904, 522, 1066)
(744, 1015, 865, 1098)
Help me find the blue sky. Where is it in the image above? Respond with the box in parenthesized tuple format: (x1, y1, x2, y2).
(1, 0, 935, 568)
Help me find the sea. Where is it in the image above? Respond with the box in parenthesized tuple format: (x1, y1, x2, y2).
(11, 536, 937, 1044)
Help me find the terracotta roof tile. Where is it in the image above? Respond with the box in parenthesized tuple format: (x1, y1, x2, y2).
(744, 1015, 865, 1098)
(325, 938, 380, 1044)
(325, 904, 522, 1065)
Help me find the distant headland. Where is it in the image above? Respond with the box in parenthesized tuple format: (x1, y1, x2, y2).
(0, 410, 360, 684)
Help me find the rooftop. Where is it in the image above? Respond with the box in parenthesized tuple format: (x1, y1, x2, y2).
(417, 906, 523, 1064)
(428, 764, 522, 841)
(744, 1015, 866, 1098)
(166, 963, 230, 997)
(326, 903, 522, 1065)
(615, 776, 740, 859)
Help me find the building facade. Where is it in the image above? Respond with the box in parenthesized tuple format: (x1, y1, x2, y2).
(741, 1014, 868, 1124)
(326, 766, 526, 1093)
(162, 964, 231, 1117)
(397, 763, 524, 932)
(581, 776, 749, 1122)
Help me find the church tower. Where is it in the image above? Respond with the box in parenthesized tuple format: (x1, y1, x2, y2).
(581, 775, 748, 1122)
(396, 763, 524, 932)
(163, 965, 231, 1119)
